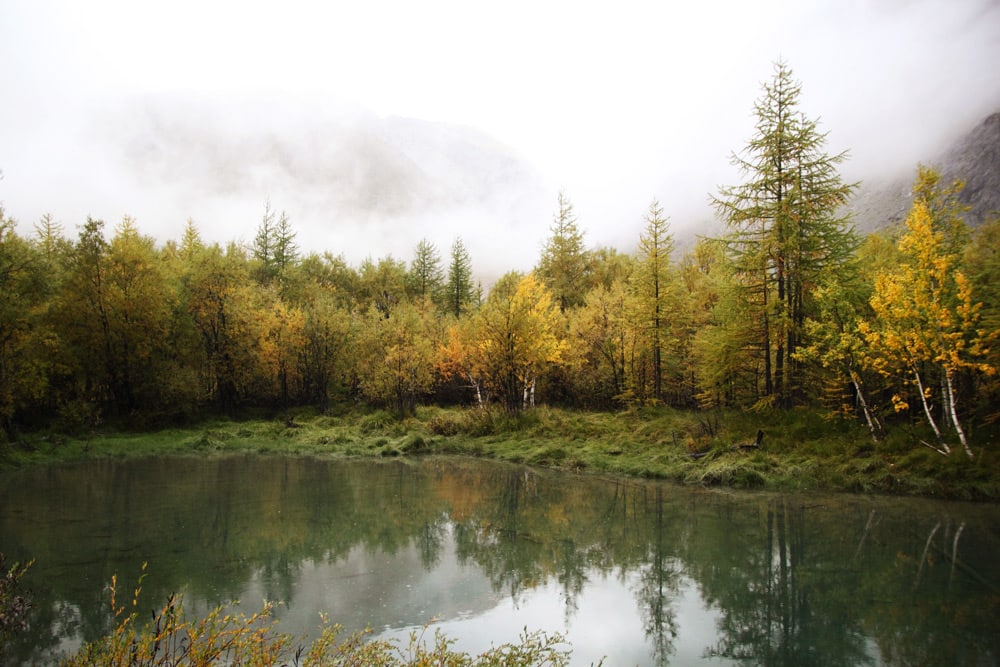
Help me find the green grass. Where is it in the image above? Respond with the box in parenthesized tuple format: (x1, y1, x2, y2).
(2, 404, 998, 500)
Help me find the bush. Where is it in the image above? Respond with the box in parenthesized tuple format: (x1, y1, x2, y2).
(64, 568, 574, 666)
(0, 554, 32, 660)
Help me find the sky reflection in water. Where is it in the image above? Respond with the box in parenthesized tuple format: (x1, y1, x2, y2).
(1, 456, 998, 666)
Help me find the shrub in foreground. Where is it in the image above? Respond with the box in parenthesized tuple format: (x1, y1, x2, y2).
(64, 566, 576, 667)
(0, 554, 32, 661)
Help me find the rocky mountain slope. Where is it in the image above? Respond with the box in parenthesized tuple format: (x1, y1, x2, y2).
(848, 111, 1000, 232)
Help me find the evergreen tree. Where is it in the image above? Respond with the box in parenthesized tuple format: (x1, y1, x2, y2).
(180, 218, 204, 261)
(631, 200, 677, 403)
(408, 238, 445, 305)
(445, 237, 474, 318)
(537, 191, 589, 312)
(273, 210, 299, 276)
(712, 60, 856, 407)
(252, 199, 277, 284)
(34, 213, 68, 260)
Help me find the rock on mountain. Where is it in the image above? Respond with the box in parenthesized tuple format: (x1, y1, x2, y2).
(848, 111, 1000, 233)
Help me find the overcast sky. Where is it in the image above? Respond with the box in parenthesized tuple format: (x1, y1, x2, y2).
(2, 0, 999, 276)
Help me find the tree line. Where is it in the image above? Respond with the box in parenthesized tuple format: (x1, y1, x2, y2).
(0, 62, 996, 457)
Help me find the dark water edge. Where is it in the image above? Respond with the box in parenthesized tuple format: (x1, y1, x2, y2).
(1, 455, 998, 666)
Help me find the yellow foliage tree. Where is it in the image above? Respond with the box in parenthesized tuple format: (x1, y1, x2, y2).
(459, 273, 567, 413)
(357, 302, 438, 416)
(866, 200, 993, 458)
(256, 293, 306, 407)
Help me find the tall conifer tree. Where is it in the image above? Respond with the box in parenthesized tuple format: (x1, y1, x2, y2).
(537, 192, 588, 312)
(713, 60, 856, 406)
(632, 200, 676, 403)
(446, 237, 474, 318)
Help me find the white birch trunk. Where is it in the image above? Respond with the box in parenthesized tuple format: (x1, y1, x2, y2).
(522, 375, 536, 409)
(911, 365, 950, 454)
(850, 369, 883, 442)
(942, 368, 974, 459)
(466, 373, 483, 408)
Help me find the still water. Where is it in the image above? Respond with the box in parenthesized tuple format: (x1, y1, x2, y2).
(1, 455, 998, 666)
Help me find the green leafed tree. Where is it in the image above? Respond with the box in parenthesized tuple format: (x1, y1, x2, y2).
(712, 60, 857, 407)
(357, 256, 408, 318)
(963, 215, 1000, 421)
(0, 212, 52, 439)
(356, 301, 438, 416)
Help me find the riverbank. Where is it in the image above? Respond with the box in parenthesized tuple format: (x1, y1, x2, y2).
(2, 405, 998, 500)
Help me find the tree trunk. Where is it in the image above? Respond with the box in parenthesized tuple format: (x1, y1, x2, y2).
(911, 365, 950, 454)
(850, 369, 883, 442)
(942, 368, 974, 459)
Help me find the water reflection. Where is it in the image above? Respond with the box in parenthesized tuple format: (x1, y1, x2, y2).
(1, 456, 997, 666)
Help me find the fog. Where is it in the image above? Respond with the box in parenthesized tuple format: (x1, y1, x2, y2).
(1, 0, 998, 279)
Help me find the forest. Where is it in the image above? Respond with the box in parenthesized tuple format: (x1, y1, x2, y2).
(0, 62, 997, 462)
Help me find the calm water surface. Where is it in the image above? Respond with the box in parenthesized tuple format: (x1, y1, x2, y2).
(1, 455, 998, 666)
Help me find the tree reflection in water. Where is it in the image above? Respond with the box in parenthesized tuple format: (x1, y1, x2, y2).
(1, 457, 998, 666)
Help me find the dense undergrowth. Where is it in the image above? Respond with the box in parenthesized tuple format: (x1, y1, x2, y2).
(2, 405, 997, 500)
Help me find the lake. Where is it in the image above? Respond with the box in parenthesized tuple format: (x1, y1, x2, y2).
(1, 455, 998, 665)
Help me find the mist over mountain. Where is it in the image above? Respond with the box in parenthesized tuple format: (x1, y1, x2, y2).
(847, 111, 1000, 233)
(98, 94, 552, 277)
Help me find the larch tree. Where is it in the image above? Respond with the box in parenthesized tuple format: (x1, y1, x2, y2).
(272, 210, 299, 278)
(713, 60, 856, 407)
(252, 200, 297, 285)
(445, 237, 475, 318)
(179, 219, 204, 261)
(630, 200, 678, 404)
(537, 191, 589, 312)
(252, 199, 277, 284)
(408, 238, 445, 306)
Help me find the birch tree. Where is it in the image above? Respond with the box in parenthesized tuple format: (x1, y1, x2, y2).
(865, 199, 993, 458)
(455, 273, 566, 413)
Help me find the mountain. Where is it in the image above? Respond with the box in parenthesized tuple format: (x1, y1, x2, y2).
(848, 111, 1000, 233)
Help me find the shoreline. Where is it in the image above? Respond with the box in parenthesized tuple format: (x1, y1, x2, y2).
(2, 406, 997, 502)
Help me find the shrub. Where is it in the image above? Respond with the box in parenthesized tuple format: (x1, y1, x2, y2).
(64, 567, 574, 666)
(0, 554, 32, 659)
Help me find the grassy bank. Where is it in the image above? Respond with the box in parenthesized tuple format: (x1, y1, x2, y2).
(2, 405, 998, 500)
